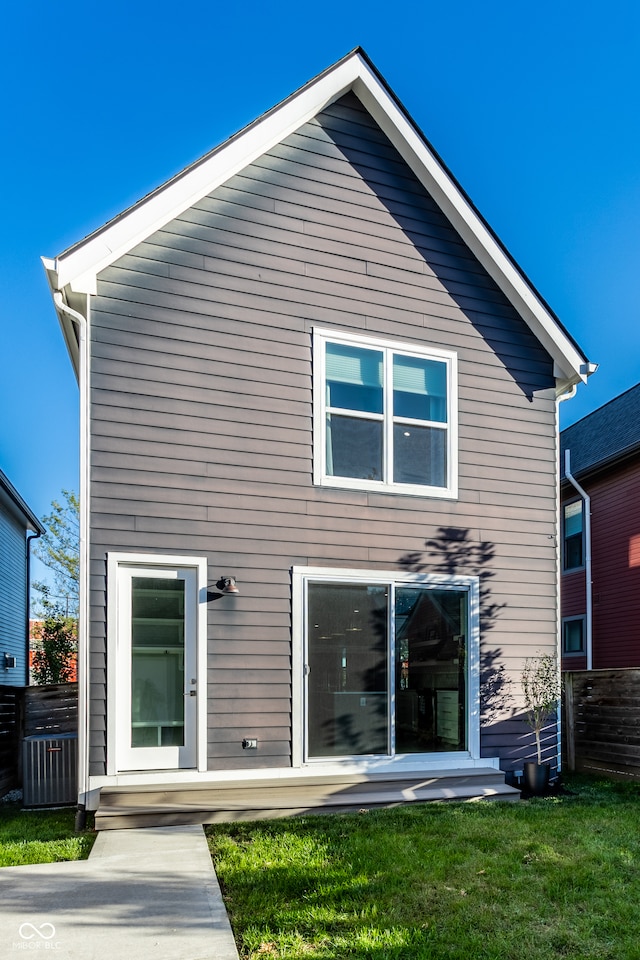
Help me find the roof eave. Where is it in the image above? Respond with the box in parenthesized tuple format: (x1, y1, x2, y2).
(561, 439, 640, 485)
(0, 470, 45, 535)
(349, 72, 592, 387)
(52, 52, 366, 297)
(45, 47, 591, 388)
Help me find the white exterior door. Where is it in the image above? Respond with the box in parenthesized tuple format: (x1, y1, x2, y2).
(111, 559, 203, 772)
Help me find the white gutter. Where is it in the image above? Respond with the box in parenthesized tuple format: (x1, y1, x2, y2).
(53, 291, 91, 817)
(564, 449, 593, 670)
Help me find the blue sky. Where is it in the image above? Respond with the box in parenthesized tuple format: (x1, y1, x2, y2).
(2, 0, 639, 523)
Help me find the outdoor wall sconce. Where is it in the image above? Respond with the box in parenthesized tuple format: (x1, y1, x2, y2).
(3, 653, 17, 670)
(215, 576, 239, 595)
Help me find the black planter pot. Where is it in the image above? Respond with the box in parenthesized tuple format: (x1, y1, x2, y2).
(523, 761, 550, 795)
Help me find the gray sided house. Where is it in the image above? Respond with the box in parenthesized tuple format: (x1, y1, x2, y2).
(0, 470, 44, 686)
(44, 50, 593, 820)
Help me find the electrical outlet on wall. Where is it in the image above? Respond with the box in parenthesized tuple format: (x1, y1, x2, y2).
(242, 738, 258, 749)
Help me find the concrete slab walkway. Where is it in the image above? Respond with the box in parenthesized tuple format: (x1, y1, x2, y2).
(0, 824, 239, 960)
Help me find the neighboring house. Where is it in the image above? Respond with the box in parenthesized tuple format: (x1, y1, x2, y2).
(560, 384, 640, 671)
(43, 49, 593, 818)
(0, 471, 45, 686)
(29, 620, 78, 683)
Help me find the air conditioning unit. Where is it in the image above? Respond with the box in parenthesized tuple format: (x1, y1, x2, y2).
(23, 734, 78, 807)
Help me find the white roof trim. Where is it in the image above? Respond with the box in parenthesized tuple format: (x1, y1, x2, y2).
(51, 55, 362, 297)
(45, 49, 590, 388)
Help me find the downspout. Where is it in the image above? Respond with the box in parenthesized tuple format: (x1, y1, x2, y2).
(25, 530, 42, 685)
(553, 390, 577, 776)
(564, 449, 593, 670)
(53, 291, 90, 828)
(555, 388, 577, 774)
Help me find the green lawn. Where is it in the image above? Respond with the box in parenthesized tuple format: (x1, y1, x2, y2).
(207, 776, 640, 960)
(0, 803, 95, 867)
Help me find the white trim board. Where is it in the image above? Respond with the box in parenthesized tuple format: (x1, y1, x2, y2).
(106, 552, 208, 777)
(43, 48, 593, 393)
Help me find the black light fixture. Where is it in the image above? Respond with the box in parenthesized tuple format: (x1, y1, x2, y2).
(4, 653, 17, 669)
(215, 576, 239, 595)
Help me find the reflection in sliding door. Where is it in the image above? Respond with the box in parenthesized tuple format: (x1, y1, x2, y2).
(307, 583, 388, 758)
(395, 588, 467, 753)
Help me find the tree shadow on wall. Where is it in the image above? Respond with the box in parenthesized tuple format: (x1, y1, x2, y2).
(399, 526, 513, 724)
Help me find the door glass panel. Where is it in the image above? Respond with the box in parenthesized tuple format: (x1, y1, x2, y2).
(308, 583, 388, 757)
(395, 588, 467, 753)
(131, 577, 185, 748)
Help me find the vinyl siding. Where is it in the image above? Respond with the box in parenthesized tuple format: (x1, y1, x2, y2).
(561, 457, 640, 671)
(590, 460, 640, 667)
(89, 92, 558, 775)
(561, 570, 587, 620)
(0, 507, 27, 685)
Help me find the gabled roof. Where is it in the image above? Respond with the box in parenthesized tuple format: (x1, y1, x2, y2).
(0, 469, 45, 535)
(43, 47, 593, 394)
(561, 382, 640, 480)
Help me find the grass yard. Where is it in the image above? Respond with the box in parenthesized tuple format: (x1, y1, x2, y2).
(207, 775, 640, 960)
(0, 802, 95, 867)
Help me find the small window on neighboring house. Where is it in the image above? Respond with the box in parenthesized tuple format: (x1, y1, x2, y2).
(313, 329, 458, 498)
(563, 500, 584, 570)
(563, 617, 585, 655)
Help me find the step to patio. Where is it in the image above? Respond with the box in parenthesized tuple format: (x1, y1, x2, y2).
(95, 768, 520, 830)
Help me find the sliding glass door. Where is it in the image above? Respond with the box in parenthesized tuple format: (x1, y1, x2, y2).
(394, 587, 467, 754)
(308, 583, 389, 757)
(304, 575, 473, 761)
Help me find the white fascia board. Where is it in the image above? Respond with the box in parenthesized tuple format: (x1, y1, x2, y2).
(42, 257, 81, 379)
(54, 57, 364, 296)
(351, 68, 588, 386)
(50, 49, 586, 385)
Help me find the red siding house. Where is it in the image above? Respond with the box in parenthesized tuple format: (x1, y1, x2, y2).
(561, 384, 640, 671)
(43, 50, 593, 825)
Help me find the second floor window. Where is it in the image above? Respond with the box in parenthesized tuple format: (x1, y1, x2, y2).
(563, 500, 584, 570)
(563, 616, 585, 655)
(314, 330, 457, 498)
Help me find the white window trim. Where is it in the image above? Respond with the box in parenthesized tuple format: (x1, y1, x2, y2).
(291, 566, 479, 769)
(106, 552, 208, 776)
(313, 328, 458, 499)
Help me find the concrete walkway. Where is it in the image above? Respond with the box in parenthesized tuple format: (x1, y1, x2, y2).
(0, 825, 239, 960)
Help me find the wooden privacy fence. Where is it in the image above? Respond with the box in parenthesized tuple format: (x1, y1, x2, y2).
(0, 684, 78, 793)
(563, 669, 640, 779)
(0, 686, 22, 795)
(23, 683, 78, 737)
